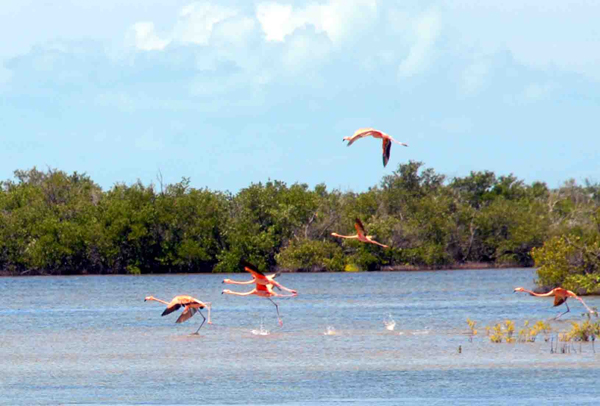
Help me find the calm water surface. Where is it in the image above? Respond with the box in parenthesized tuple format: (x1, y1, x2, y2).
(1, 269, 599, 405)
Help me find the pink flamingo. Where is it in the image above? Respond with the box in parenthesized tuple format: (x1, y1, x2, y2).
(222, 261, 297, 326)
(343, 127, 408, 167)
(144, 295, 212, 334)
(514, 287, 597, 319)
(331, 218, 389, 248)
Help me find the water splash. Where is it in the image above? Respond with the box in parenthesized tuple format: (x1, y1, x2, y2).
(324, 326, 337, 336)
(383, 313, 396, 331)
(251, 318, 270, 336)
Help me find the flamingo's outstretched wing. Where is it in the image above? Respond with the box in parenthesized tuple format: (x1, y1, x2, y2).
(354, 218, 367, 238)
(554, 294, 567, 307)
(162, 303, 182, 316)
(176, 306, 198, 323)
(240, 260, 268, 279)
(382, 138, 392, 167)
(161, 296, 204, 316)
(367, 238, 389, 248)
(353, 128, 380, 137)
(267, 271, 282, 290)
(346, 128, 381, 146)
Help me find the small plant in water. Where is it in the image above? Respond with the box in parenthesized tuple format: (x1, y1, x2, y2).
(486, 320, 516, 343)
(517, 320, 552, 343)
(466, 318, 477, 342)
(562, 317, 600, 343)
(472, 318, 552, 344)
(549, 315, 600, 354)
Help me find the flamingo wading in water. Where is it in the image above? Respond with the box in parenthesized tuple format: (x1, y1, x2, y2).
(331, 218, 389, 248)
(514, 287, 597, 320)
(144, 295, 212, 334)
(222, 261, 297, 326)
(343, 128, 408, 167)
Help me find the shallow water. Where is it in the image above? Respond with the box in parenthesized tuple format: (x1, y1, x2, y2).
(1, 269, 599, 405)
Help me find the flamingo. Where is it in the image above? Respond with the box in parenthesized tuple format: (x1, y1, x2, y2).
(343, 127, 408, 167)
(144, 295, 212, 334)
(222, 261, 297, 326)
(331, 218, 389, 248)
(223, 260, 297, 295)
(514, 287, 597, 320)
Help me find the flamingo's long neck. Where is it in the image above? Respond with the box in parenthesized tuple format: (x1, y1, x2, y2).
(147, 297, 170, 305)
(332, 233, 358, 239)
(224, 278, 256, 285)
(521, 289, 554, 297)
(223, 289, 256, 296)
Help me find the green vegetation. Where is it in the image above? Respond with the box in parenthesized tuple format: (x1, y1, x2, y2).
(1, 162, 600, 283)
(517, 320, 552, 343)
(532, 235, 600, 294)
(466, 318, 477, 342)
(561, 317, 600, 342)
(469, 319, 551, 344)
(486, 320, 516, 343)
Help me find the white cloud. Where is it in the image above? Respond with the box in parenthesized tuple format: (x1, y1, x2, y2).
(281, 29, 332, 73)
(126, 2, 241, 51)
(398, 7, 441, 78)
(129, 22, 170, 51)
(442, 0, 600, 82)
(256, 0, 377, 44)
(211, 16, 257, 47)
(256, 3, 294, 42)
(172, 2, 238, 45)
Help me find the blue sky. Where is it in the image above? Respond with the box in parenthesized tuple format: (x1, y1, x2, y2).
(1, 0, 599, 192)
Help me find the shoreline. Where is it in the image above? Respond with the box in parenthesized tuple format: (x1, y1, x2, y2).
(378, 262, 530, 272)
(0, 262, 532, 277)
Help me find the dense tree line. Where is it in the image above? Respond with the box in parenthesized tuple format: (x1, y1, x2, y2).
(1, 163, 599, 292)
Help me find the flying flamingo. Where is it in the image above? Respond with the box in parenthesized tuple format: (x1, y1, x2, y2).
(343, 128, 408, 167)
(222, 261, 297, 326)
(331, 218, 389, 248)
(144, 295, 212, 334)
(514, 287, 597, 320)
(223, 260, 297, 295)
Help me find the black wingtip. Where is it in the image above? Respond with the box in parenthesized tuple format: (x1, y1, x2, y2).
(240, 259, 265, 275)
